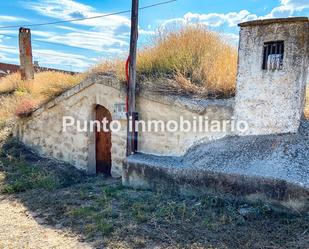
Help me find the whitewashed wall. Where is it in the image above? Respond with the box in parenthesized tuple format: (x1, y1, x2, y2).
(235, 18, 309, 135)
(15, 78, 127, 176)
(137, 95, 233, 156)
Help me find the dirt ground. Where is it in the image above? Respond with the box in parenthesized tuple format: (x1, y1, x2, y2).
(0, 196, 91, 249)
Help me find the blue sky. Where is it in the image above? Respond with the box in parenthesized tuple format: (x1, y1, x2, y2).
(0, 0, 308, 72)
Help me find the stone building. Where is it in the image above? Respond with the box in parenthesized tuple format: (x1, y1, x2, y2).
(14, 17, 309, 205)
(234, 17, 309, 135)
(15, 75, 233, 176)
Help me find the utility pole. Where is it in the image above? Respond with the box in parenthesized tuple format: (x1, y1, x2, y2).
(127, 0, 139, 156)
(19, 27, 34, 80)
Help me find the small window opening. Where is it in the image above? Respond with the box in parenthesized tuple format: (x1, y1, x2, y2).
(262, 41, 284, 70)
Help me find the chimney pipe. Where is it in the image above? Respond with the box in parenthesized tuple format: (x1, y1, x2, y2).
(19, 27, 34, 80)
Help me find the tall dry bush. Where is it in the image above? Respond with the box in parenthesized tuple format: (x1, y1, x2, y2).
(138, 25, 237, 96)
(29, 71, 85, 100)
(0, 73, 27, 94)
(92, 25, 238, 98)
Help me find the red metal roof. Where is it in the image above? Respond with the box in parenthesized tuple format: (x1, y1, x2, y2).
(0, 63, 20, 76)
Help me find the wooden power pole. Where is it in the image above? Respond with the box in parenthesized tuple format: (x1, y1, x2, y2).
(127, 0, 139, 156)
(19, 27, 34, 80)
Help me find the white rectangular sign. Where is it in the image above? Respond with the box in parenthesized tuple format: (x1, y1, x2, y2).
(114, 103, 126, 120)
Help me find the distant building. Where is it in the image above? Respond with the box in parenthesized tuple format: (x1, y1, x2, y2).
(0, 63, 20, 77)
(0, 62, 76, 78)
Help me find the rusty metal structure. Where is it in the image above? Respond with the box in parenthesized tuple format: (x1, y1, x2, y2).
(19, 27, 34, 80)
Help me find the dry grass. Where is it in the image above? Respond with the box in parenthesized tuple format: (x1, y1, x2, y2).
(91, 25, 238, 98)
(0, 72, 84, 120)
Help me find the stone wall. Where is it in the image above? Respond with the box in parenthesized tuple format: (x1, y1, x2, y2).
(234, 17, 309, 135)
(15, 76, 127, 176)
(137, 94, 233, 156)
(15, 75, 233, 175)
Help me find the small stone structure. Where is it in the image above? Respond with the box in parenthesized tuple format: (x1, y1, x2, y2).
(14, 17, 309, 208)
(15, 74, 233, 176)
(234, 17, 309, 135)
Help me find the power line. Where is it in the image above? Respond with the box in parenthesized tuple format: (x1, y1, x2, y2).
(0, 0, 177, 29)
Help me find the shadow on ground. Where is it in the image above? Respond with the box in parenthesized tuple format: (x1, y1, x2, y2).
(0, 127, 308, 248)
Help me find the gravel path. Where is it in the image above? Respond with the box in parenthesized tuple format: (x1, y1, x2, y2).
(0, 196, 92, 249)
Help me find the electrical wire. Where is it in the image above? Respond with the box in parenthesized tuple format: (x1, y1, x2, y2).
(0, 0, 177, 29)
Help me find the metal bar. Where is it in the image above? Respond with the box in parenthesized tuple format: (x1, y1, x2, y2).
(265, 44, 270, 70)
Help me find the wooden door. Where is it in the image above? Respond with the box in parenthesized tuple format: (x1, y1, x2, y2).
(95, 105, 112, 176)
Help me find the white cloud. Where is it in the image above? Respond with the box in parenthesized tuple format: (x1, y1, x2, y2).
(159, 0, 308, 46)
(161, 10, 258, 29)
(0, 42, 95, 71)
(220, 33, 239, 46)
(22, 0, 133, 60)
(269, 0, 309, 17)
(0, 15, 28, 23)
(33, 27, 129, 52)
(161, 1, 308, 30)
(31, 30, 55, 38)
(33, 48, 92, 69)
(0, 44, 20, 64)
(0, 44, 19, 55)
(26, 0, 131, 34)
(18, 0, 136, 69)
(138, 29, 155, 36)
(184, 10, 258, 27)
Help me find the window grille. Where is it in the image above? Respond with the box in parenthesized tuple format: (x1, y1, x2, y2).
(262, 41, 284, 70)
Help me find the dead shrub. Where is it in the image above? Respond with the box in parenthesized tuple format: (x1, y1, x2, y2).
(14, 98, 38, 118)
(0, 73, 24, 94)
(31, 71, 85, 99)
(92, 24, 238, 98)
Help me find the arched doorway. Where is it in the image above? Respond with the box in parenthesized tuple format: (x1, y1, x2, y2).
(95, 105, 112, 176)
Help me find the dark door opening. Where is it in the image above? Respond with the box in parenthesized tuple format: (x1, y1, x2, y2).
(95, 105, 112, 176)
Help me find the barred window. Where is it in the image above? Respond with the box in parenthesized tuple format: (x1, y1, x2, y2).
(262, 41, 284, 70)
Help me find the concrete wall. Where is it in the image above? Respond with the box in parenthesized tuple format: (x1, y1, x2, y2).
(15, 76, 233, 176)
(234, 18, 309, 135)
